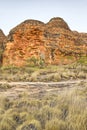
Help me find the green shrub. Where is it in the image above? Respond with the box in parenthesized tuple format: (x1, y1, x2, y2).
(77, 56, 87, 65)
(26, 56, 39, 67)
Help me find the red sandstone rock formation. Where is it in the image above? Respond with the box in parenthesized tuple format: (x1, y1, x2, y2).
(2, 17, 87, 66)
(0, 29, 6, 64)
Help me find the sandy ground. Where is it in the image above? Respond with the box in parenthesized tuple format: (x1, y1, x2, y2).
(0, 80, 87, 99)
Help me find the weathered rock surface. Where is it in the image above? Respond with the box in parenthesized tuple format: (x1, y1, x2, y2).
(2, 17, 87, 66)
(0, 29, 6, 64)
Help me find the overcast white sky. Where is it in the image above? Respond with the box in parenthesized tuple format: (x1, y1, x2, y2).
(0, 0, 87, 35)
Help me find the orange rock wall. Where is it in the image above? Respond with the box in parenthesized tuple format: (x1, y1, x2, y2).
(2, 17, 87, 66)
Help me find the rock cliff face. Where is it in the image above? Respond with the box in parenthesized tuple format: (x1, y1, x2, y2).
(2, 17, 87, 66)
(0, 29, 6, 64)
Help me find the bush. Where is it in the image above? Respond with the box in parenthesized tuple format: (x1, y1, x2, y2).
(0, 83, 12, 90)
(17, 120, 41, 130)
(45, 118, 67, 130)
(0, 114, 16, 130)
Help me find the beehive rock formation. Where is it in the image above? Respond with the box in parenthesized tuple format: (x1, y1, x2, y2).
(2, 17, 87, 66)
(0, 29, 6, 64)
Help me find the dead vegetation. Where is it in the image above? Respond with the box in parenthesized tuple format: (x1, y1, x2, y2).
(0, 81, 87, 130)
(0, 60, 87, 82)
(0, 61, 87, 130)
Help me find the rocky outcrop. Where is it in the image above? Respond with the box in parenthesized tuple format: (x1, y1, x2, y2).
(2, 17, 87, 66)
(46, 17, 70, 30)
(0, 29, 6, 64)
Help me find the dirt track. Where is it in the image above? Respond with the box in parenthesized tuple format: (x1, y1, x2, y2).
(0, 80, 87, 99)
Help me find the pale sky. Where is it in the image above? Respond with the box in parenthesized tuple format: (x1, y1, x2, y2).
(0, 0, 87, 35)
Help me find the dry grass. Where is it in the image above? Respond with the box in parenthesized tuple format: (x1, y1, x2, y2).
(0, 63, 87, 82)
(0, 62, 87, 129)
(0, 81, 86, 130)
